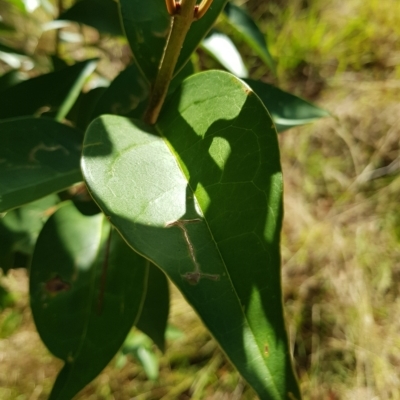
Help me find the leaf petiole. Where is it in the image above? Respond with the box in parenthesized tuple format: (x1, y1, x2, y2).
(144, 0, 213, 124)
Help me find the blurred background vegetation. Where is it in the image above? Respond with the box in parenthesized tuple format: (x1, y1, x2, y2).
(0, 0, 399, 398)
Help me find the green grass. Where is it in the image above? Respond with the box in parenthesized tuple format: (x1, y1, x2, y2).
(261, 0, 400, 80)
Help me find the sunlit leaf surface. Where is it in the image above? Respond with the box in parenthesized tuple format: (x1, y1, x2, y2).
(82, 71, 301, 399)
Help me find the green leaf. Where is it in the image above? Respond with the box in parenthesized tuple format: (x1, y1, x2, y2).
(201, 30, 248, 77)
(50, 55, 69, 71)
(0, 70, 27, 92)
(92, 60, 194, 120)
(136, 264, 169, 352)
(55, 59, 98, 121)
(0, 195, 59, 272)
(223, 3, 275, 72)
(91, 63, 150, 120)
(119, 0, 228, 83)
(0, 59, 98, 119)
(30, 202, 148, 400)
(0, 117, 82, 213)
(122, 331, 160, 380)
(68, 86, 107, 130)
(168, 59, 195, 98)
(57, 0, 123, 36)
(244, 79, 330, 132)
(82, 70, 301, 399)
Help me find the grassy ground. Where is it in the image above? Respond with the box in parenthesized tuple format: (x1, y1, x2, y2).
(261, 1, 400, 398)
(1, 0, 400, 398)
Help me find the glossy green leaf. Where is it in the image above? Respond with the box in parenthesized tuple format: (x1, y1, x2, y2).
(201, 30, 248, 77)
(136, 264, 169, 352)
(223, 3, 275, 72)
(30, 202, 148, 400)
(82, 70, 301, 399)
(0, 195, 58, 272)
(0, 117, 82, 212)
(92, 60, 194, 120)
(0, 59, 98, 119)
(244, 79, 330, 132)
(57, 0, 123, 36)
(119, 0, 228, 83)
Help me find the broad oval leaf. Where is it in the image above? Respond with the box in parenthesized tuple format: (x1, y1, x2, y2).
(82, 70, 301, 399)
(30, 202, 148, 400)
(0, 117, 82, 213)
(119, 0, 228, 83)
(0, 59, 98, 119)
(223, 2, 275, 72)
(57, 0, 124, 36)
(244, 79, 330, 132)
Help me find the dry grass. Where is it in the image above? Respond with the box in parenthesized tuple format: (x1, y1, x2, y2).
(280, 77, 400, 399)
(270, 2, 400, 396)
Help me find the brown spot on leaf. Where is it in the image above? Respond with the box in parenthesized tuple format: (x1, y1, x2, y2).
(45, 276, 71, 294)
(264, 344, 269, 356)
(182, 272, 201, 285)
